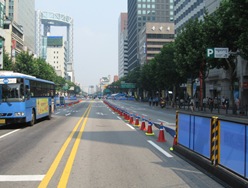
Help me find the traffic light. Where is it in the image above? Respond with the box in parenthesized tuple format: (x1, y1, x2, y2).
(0, 39, 3, 69)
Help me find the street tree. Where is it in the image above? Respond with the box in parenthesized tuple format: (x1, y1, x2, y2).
(174, 18, 208, 106)
(140, 59, 158, 96)
(34, 57, 57, 81)
(13, 52, 38, 75)
(3, 50, 13, 70)
(204, 0, 244, 110)
(155, 43, 182, 102)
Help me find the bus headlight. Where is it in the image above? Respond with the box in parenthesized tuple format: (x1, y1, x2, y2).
(15, 112, 25, 116)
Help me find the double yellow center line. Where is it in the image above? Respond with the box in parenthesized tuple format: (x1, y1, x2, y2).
(38, 104, 92, 188)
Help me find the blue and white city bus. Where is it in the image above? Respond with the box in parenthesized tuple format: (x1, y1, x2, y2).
(0, 71, 55, 126)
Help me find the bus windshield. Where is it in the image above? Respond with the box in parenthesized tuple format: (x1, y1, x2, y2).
(0, 83, 24, 102)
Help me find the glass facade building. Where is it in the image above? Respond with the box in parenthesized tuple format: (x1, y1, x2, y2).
(127, 0, 174, 72)
(174, 0, 205, 34)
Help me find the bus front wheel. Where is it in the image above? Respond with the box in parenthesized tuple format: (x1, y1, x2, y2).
(29, 110, 36, 126)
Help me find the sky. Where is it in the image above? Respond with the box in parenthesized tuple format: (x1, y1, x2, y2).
(35, 0, 127, 92)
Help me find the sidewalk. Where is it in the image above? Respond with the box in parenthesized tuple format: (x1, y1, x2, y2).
(142, 101, 248, 119)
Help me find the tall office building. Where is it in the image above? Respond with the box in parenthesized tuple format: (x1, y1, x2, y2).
(127, 0, 174, 72)
(118, 13, 128, 78)
(46, 36, 66, 78)
(138, 22, 174, 66)
(5, 0, 35, 53)
(174, 0, 205, 35)
(35, 11, 74, 82)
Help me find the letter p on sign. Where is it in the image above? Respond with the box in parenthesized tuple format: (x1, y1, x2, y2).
(207, 48, 214, 58)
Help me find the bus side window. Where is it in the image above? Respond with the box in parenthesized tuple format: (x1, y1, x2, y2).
(25, 85, 31, 99)
(20, 84, 24, 99)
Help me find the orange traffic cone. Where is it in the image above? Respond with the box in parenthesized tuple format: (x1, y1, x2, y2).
(140, 117, 146, 131)
(126, 113, 130, 121)
(134, 115, 139, 126)
(173, 135, 177, 145)
(123, 113, 127, 120)
(157, 123, 166, 142)
(129, 115, 133, 124)
(145, 122, 154, 136)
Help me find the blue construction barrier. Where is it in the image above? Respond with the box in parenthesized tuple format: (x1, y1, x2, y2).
(176, 112, 248, 180)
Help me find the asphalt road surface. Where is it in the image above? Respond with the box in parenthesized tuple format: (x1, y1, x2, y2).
(0, 99, 228, 188)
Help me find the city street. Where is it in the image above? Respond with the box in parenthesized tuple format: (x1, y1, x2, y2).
(0, 100, 227, 187)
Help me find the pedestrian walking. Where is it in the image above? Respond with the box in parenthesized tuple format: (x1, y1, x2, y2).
(149, 97, 152, 106)
(190, 98, 195, 112)
(221, 96, 225, 109)
(209, 97, 214, 113)
(235, 97, 240, 114)
(203, 97, 207, 111)
(225, 97, 229, 114)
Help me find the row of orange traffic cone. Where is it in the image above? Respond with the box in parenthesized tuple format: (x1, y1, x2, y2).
(108, 103, 176, 146)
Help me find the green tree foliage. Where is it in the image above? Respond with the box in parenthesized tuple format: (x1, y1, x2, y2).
(140, 59, 158, 93)
(203, 0, 247, 106)
(228, 0, 248, 58)
(8, 51, 75, 94)
(13, 52, 38, 75)
(3, 50, 13, 70)
(174, 19, 206, 80)
(155, 43, 180, 90)
(34, 57, 57, 81)
(54, 75, 66, 90)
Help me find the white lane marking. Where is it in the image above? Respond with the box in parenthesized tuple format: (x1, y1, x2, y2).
(96, 112, 104, 115)
(54, 112, 60, 115)
(157, 119, 175, 128)
(126, 123, 135, 130)
(65, 113, 71, 116)
(0, 129, 20, 140)
(142, 114, 148, 117)
(0, 175, 45, 182)
(117, 116, 122, 120)
(147, 140, 173, 158)
(157, 119, 172, 125)
(112, 112, 115, 115)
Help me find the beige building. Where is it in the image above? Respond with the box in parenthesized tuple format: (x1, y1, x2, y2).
(46, 36, 66, 78)
(138, 22, 174, 66)
(3, 20, 24, 60)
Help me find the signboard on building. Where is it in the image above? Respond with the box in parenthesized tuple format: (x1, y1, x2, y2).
(47, 36, 63, 47)
(121, 83, 136, 89)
